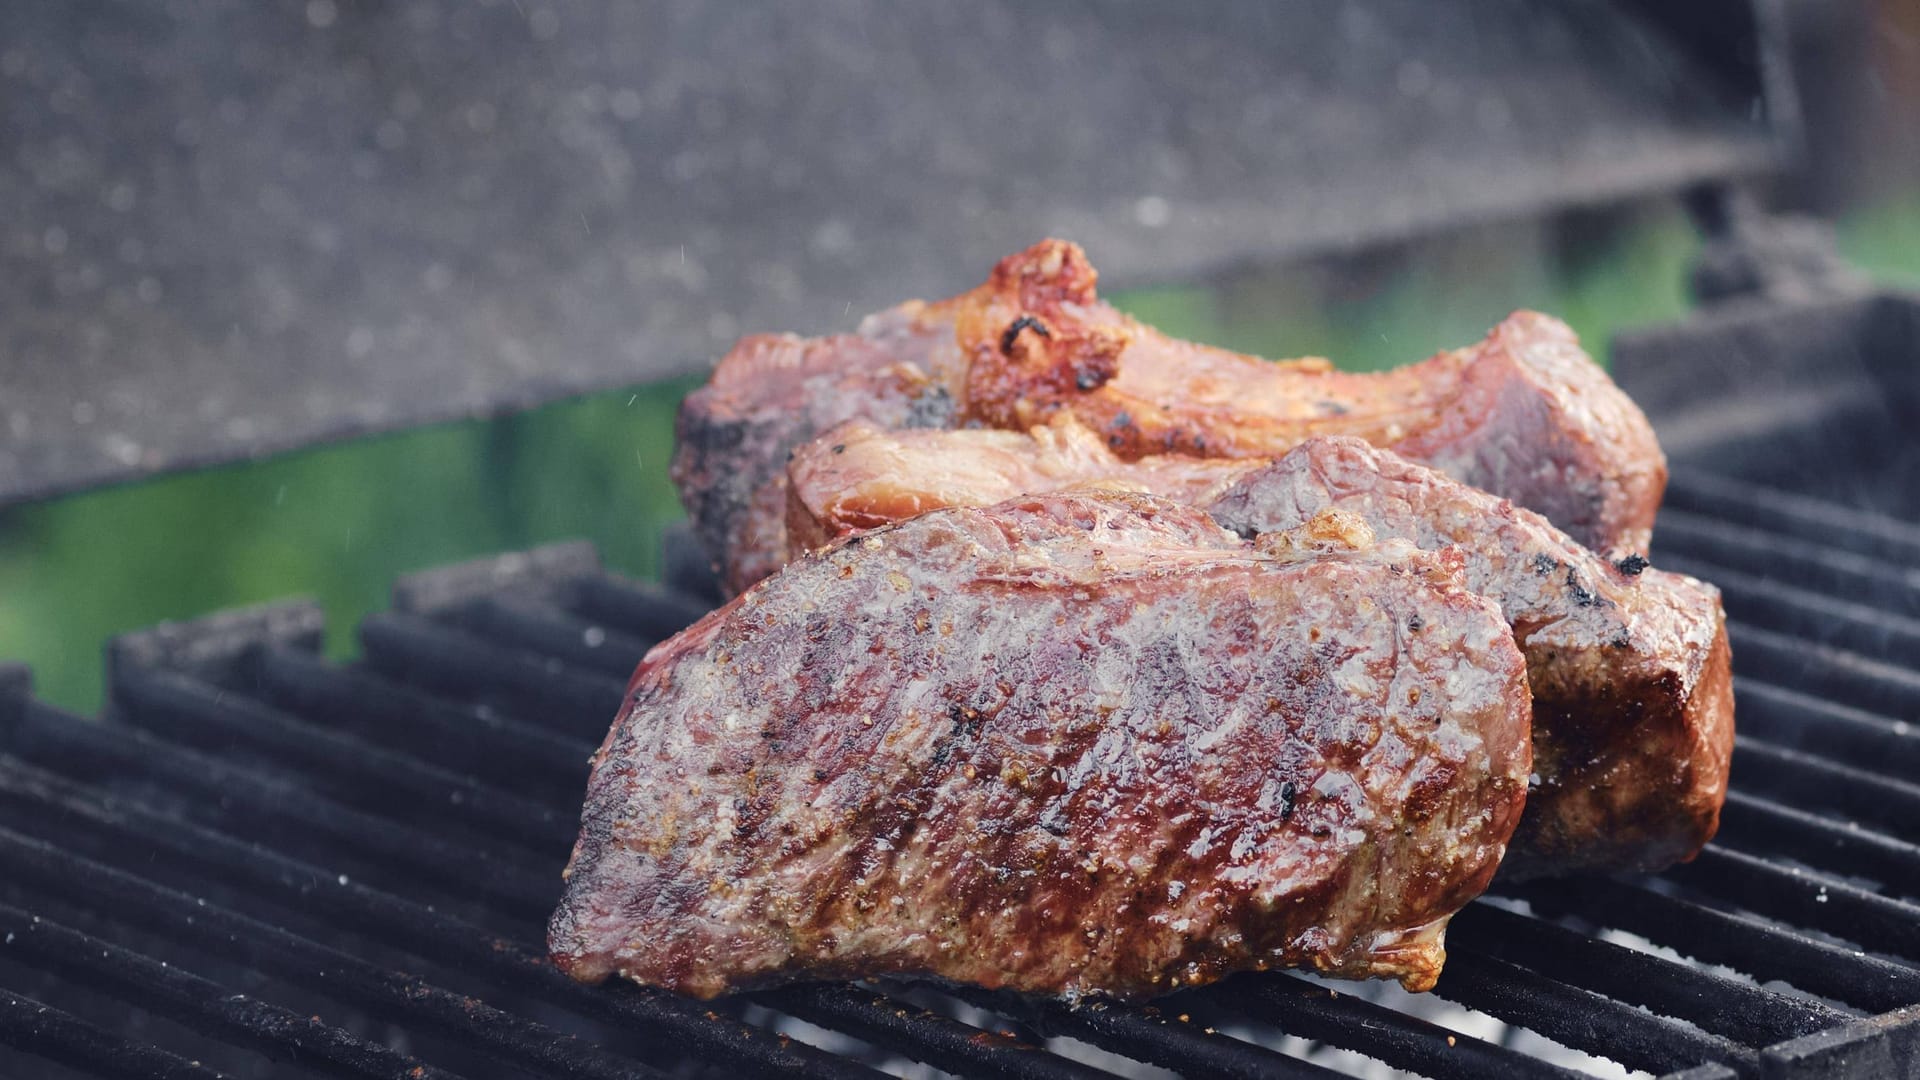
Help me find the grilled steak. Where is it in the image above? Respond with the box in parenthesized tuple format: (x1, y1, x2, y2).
(550, 492, 1532, 999)
(1208, 438, 1731, 877)
(672, 302, 967, 596)
(786, 422, 1731, 876)
(674, 239, 1665, 594)
(784, 414, 1266, 556)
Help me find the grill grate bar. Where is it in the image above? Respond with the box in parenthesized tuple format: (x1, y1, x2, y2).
(252, 646, 590, 797)
(0, 825, 672, 1080)
(1659, 554, 1920, 665)
(1216, 974, 1587, 1080)
(1449, 901, 1853, 1044)
(111, 666, 577, 855)
(567, 574, 717, 644)
(1652, 510, 1920, 615)
(358, 612, 628, 740)
(759, 983, 1121, 1080)
(1717, 789, 1920, 899)
(1668, 847, 1920, 963)
(3, 702, 558, 923)
(1516, 876, 1920, 1014)
(1432, 951, 1755, 1076)
(0, 749, 891, 1080)
(0, 902, 467, 1080)
(452, 595, 657, 681)
(1726, 624, 1920, 720)
(1732, 680, 1920, 780)
(1756, 1005, 1920, 1080)
(939, 984, 1345, 1080)
(1732, 737, 1920, 839)
(1665, 469, 1920, 566)
(0, 988, 229, 1080)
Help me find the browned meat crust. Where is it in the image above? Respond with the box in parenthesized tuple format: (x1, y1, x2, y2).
(1208, 438, 1731, 878)
(784, 414, 1267, 556)
(674, 239, 1666, 595)
(958, 241, 1667, 558)
(670, 305, 967, 595)
(549, 493, 1532, 999)
(785, 422, 1731, 876)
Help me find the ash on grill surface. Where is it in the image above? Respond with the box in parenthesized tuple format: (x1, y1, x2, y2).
(3, 452, 1920, 1080)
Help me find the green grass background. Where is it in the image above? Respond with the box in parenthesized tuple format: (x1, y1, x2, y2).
(3, 197, 1915, 713)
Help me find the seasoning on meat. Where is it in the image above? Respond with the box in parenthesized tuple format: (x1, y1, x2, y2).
(673, 239, 1666, 595)
(784, 414, 1267, 555)
(549, 492, 1531, 1000)
(1208, 437, 1730, 877)
(785, 422, 1731, 876)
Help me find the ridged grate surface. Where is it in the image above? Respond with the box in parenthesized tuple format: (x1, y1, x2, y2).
(2, 476, 1918, 1079)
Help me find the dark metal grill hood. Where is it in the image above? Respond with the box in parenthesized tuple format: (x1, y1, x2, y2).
(0, 0, 1787, 506)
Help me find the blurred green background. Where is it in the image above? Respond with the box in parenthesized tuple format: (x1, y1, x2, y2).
(4, 195, 1917, 713)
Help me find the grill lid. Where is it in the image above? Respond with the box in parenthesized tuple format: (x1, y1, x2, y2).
(0, 0, 1789, 507)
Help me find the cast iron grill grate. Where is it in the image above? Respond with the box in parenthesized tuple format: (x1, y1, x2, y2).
(2, 482, 1919, 1079)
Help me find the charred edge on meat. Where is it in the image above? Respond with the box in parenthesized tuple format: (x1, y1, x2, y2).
(903, 385, 956, 430)
(1001, 315, 1052, 356)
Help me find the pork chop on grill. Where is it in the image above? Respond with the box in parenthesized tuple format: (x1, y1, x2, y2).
(673, 239, 1665, 594)
(549, 492, 1532, 1000)
(785, 421, 1732, 876)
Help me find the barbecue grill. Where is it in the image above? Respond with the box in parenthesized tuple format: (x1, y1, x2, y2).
(6, 2, 1920, 1078)
(7, 392, 1920, 1078)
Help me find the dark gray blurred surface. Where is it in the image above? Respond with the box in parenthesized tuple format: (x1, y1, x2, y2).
(1615, 290, 1920, 517)
(0, 1, 1782, 504)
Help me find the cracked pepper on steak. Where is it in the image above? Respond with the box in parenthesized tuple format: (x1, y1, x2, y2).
(673, 238, 1666, 595)
(549, 492, 1531, 999)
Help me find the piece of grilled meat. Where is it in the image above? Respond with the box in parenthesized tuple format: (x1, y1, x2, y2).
(550, 492, 1532, 999)
(785, 414, 1267, 556)
(674, 239, 1664, 594)
(786, 422, 1731, 876)
(958, 241, 1666, 558)
(1208, 438, 1731, 877)
(673, 301, 967, 595)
